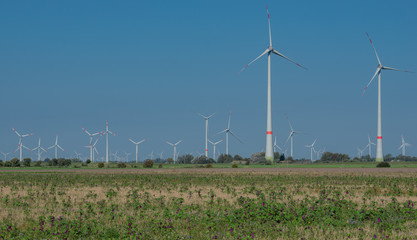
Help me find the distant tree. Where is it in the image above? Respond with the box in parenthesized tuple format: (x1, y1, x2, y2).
(143, 160, 154, 168)
(177, 154, 193, 164)
(273, 152, 280, 161)
(195, 156, 215, 164)
(320, 152, 350, 162)
(10, 158, 20, 167)
(98, 162, 105, 168)
(86, 159, 91, 164)
(166, 158, 174, 164)
(279, 154, 285, 162)
(218, 154, 233, 163)
(23, 158, 31, 167)
(233, 154, 243, 161)
(34, 161, 42, 167)
(0, 160, 3, 167)
(4, 161, 12, 167)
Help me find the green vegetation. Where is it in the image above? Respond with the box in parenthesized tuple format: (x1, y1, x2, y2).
(0, 169, 416, 239)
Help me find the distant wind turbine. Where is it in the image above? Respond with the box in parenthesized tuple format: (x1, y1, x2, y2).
(357, 146, 366, 158)
(1, 152, 10, 162)
(198, 113, 215, 158)
(304, 138, 317, 161)
(84, 133, 103, 162)
(398, 135, 411, 156)
(32, 138, 47, 161)
(208, 139, 223, 162)
(274, 136, 283, 153)
(47, 135, 65, 159)
(103, 121, 116, 163)
(217, 112, 242, 155)
(166, 140, 182, 163)
(128, 138, 146, 163)
(11, 128, 33, 162)
(362, 33, 414, 162)
(364, 134, 376, 158)
(81, 127, 101, 162)
(285, 116, 302, 158)
(239, 6, 307, 161)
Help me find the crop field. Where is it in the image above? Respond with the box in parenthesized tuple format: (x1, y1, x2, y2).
(0, 167, 416, 239)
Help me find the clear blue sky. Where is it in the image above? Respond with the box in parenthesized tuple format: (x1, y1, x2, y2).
(1, 0, 416, 161)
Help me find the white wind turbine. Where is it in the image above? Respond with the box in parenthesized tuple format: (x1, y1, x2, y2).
(47, 135, 65, 159)
(274, 136, 283, 153)
(87, 134, 103, 162)
(1, 152, 10, 162)
(362, 33, 414, 162)
(240, 6, 307, 161)
(166, 140, 182, 163)
(398, 135, 411, 156)
(285, 116, 302, 158)
(32, 138, 47, 161)
(357, 146, 366, 158)
(304, 138, 317, 161)
(81, 127, 101, 162)
(217, 112, 242, 155)
(128, 138, 146, 163)
(12, 128, 33, 162)
(198, 113, 215, 158)
(208, 139, 223, 162)
(74, 151, 82, 160)
(364, 134, 376, 158)
(103, 121, 116, 163)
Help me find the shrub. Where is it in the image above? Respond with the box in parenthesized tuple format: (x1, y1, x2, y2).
(377, 162, 391, 168)
(10, 158, 20, 167)
(158, 163, 163, 168)
(23, 158, 31, 167)
(86, 159, 91, 164)
(4, 161, 11, 167)
(81, 163, 87, 166)
(98, 162, 105, 168)
(117, 162, 127, 168)
(231, 163, 238, 168)
(34, 161, 42, 167)
(143, 160, 154, 168)
(206, 163, 212, 168)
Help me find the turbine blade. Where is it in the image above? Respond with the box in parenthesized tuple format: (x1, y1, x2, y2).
(272, 49, 308, 70)
(129, 138, 136, 144)
(362, 67, 381, 96)
(383, 66, 415, 73)
(208, 140, 214, 145)
(266, 5, 272, 46)
(239, 48, 269, 73)
(228, 112, 231, 129)
(58, 145, 65, 152)
(175, 140, 183, 145)
(366, 32, 381, 65)
(228, 131, 243, 143)
(216, 129, 228, 135)
(22, 133, 33, 138)
(11, 128, 21, 137)
(81, 127, 91, 136)
(138, 139, 146, 144)
(166, 141, 174, 146)
(285, 115, 294, 131)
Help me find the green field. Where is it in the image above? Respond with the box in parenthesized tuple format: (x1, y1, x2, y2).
(0, 166, 416, 239)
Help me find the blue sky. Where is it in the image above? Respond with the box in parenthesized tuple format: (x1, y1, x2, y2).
(1, 0, 416, 161)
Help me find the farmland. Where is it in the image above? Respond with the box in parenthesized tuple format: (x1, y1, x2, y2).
(0, 167, 416, 239)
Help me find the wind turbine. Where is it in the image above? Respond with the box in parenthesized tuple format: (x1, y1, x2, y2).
(148, 150, 154, 161)
(357, 146, 366, 158)
(304, 138, 317, 161)
(362, 33, 414, 162)
(124, 152, 131, 162)
(217, 112, 242, 155)
(74, 151, 82, 160)
(285, 116, 301, 158)
(32, 138, 47, 161)
(87, 134, 103, 162)
(11, 128, 33, 162)
(208, 139, 223, 162)
(398, 135, 411, 156)
(128, 138, 146, 163)
(81, 127, 101, 162)
(103, 121, 116, 163)
(274, 136, 283, 153)
(1, 152, 10, 162)
(240, 6, 307, 161)
(47, 135, 65, 159)
(166, 140, 182, 163)
(364, 134, 376, 158)
(198, 113, 215, 158)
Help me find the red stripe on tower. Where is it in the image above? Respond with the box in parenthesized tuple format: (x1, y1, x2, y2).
(266, 131, 272, 135)
(205, 149, 208, 151)
(377, 136, 382, 139)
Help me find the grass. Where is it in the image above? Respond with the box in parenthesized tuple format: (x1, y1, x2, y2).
(0, 167, 416, 239)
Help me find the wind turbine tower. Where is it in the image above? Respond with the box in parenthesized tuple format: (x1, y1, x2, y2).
(285, 116, 301, 159)
(198, 113, 215, 158)
(11, 128, 33, 162)
(362, 33, 413, 162)
(128, 138, 146, 163)
(240, 6, 307, 161)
